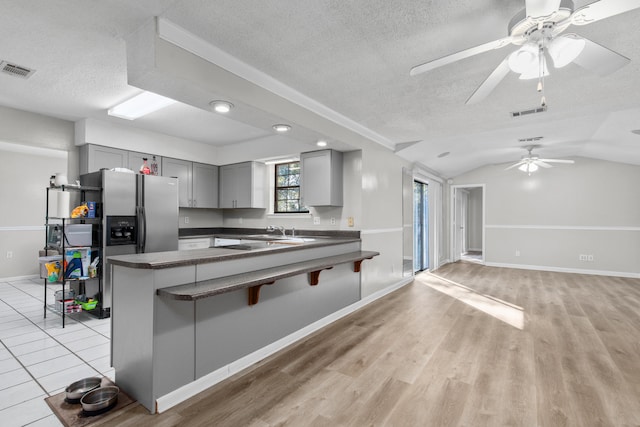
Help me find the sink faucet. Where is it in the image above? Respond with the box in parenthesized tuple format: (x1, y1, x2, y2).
(266, 225, 286, 237)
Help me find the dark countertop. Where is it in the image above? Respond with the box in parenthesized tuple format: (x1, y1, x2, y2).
(179, 227, 360, 239)
(107, 235, 360, 270)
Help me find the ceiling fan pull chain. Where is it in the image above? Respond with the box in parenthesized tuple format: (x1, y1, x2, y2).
(537, 44, 547, 107)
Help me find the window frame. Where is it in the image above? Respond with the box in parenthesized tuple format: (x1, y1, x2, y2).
(273, 161, 308, 214)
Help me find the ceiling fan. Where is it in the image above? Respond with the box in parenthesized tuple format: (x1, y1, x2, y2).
(410, 0, 640, 104)
(505, 145, 575, 174)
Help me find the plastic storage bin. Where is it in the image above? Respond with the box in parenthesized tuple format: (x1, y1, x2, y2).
(64, 224, 92, 246)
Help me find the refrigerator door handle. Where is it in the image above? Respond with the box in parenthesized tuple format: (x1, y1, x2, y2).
(137, 205, 146, 253)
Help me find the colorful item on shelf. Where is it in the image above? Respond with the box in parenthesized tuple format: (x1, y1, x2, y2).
(45, 261, 61, 282)
(71, 203, 89, 218)
(140, 158, 151, 175)
(86, 201, 96, 218)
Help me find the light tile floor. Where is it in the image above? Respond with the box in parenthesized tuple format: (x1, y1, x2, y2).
(0, 277, 113, 427)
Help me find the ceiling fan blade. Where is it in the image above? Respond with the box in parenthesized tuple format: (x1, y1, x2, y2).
(538, 158, 575, 164)
(572, 37, 630, 76)
(526, 0, 562, 18)
(572, 0, 640, 26)
(466, 56, 511, 105)
(535, 160, 553, 168)
(505, 161, 526, 170)
(410, 37, 512, 76)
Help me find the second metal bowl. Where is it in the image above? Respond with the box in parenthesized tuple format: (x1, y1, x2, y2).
(80, 386, 119, 413)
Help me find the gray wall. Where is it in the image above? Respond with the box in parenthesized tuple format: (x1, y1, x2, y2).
(0, 107, 75, 278)
(453, 157, 640, 276)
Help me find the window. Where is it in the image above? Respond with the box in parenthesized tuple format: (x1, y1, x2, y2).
(274, 161, 308, 213)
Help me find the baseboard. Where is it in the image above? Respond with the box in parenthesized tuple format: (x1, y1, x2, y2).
(0, 274, 39, 282)
(484, 262, 640, 279)
(155, 276, 414, 413)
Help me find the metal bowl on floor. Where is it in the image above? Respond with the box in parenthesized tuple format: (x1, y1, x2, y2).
(80, 386, 119, 413)
(65, 377, 102, 402)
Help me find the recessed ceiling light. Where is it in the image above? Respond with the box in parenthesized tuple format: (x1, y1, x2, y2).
(316, 140, 328, 147)
(272, 124, 291, 133)
(210, 100, 234, 114)
(437, 151, 450, 158)
(108, 91, 177, 120)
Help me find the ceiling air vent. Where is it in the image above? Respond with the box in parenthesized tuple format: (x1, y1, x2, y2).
(510, 105, 547, 118)
(0, 61, 36, 79)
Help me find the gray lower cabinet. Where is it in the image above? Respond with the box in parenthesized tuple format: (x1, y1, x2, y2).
(219, 161, 265, 208)
(300, 149, 343, 207)
(162, 157, 218, 208)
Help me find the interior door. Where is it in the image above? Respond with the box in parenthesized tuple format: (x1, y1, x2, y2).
(454, 188, 468, 262)
(413, 180, 429, 272)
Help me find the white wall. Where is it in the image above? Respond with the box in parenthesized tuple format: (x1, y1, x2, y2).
(0, 107, 75, 278)
(452, 157, 640, 277)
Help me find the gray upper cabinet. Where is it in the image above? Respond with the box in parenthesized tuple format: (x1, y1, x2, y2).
(300, 149, 343, 207)
(219, 162, 265, 209)
(80, 144, 163, 176)
(162, 158, 218, 208)
(162, 158, 191, 207)
(79, 144, 127, 174)
(192, 162, 218, 209)
(128, 152, 162, 176)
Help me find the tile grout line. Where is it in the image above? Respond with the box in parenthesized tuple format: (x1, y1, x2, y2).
(0, 280, 109, 407)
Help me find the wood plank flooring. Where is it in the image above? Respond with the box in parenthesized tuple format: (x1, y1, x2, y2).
(98, 262, 640, 426)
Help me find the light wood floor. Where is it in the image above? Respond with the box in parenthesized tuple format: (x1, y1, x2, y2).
(100, 262, 640, 426)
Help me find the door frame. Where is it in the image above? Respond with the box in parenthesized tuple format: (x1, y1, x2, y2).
(450, 184, 485, 263)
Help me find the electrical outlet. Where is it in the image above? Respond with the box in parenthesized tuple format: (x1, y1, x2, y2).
(587, 255, 594, 262)
(6, 251, 13, 259)
(330, 217, 336, 225)
(184, 216, 189, 224)
(347, 217, 354, 227)
(579, 254, 587, 261)
(313, 217, 320, 225)
(515, 249, 520, 257)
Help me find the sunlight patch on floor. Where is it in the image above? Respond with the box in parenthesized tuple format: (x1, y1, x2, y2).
(419, 272, 524, 330)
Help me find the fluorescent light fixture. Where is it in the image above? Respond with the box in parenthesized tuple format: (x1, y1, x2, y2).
(264, 157, 299, 165)
(272, 124, 292, 133)
(108, 92, 177, 120)
(210, 100, 234, 113)
(316, 140, 328, 147)
(549, 34, 586, 68)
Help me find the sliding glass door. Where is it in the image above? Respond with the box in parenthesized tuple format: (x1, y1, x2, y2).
(414, 180, 429, 272)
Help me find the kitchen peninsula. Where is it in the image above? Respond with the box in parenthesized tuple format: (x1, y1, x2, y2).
(108, 231, 378, 413)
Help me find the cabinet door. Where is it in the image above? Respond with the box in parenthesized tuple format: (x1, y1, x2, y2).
(162, 158, 192, 207)
(128, 152, 162, 176)
(219, 164, 238, 208)
(233, 163, 253, 208)
(80, 144, 127, 174)
(301, 150, 343, 206)
(192, 163, 218, 208)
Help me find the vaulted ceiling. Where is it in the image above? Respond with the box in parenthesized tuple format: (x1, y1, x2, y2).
(1, 0, 639, 177)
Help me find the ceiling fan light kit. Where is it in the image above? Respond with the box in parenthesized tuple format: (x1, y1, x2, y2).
(410, 0, 639, 104)
(506, 144, 575, 175)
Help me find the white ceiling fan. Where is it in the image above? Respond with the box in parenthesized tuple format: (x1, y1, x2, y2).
(410, 0, 640, 104)
(505, 145, 575, 174)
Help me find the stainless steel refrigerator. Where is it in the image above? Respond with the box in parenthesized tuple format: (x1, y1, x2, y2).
(81, 170, 179, 315)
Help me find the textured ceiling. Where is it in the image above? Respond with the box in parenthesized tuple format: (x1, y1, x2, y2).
(1, 0, 639, 176)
